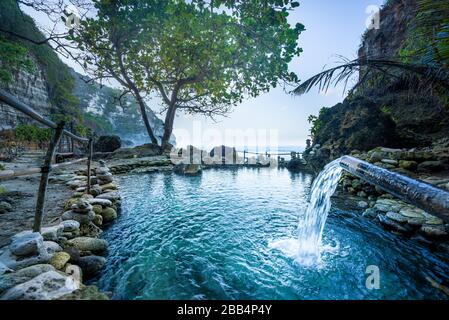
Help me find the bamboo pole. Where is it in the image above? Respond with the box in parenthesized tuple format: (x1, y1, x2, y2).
(33, 122, 65, 233)
(86, 138, 93, 195)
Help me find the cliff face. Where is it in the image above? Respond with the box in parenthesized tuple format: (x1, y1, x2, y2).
(0, 0, 172, 147)
(0, 55, 52, 130)
(308, 0, 449, 165)
(71, 71, 172, 146)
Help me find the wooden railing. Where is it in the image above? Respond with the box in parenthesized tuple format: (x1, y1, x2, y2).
(0, 88, 94, 233)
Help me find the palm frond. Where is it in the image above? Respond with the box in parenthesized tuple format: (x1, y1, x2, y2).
(292, 58, 449, 96)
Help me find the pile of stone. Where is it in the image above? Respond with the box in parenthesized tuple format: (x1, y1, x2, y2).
(0, 160, 122, 300)
(363, 197, 449, 242)
(62, 198, 95, 226)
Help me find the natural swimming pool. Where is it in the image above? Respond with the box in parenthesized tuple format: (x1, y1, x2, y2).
(92, 168, 449, 300)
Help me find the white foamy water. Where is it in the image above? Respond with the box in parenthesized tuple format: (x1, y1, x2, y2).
(269, 159, 343, 266)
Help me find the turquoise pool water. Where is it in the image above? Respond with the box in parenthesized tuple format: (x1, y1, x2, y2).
(92, 168, 449, 300)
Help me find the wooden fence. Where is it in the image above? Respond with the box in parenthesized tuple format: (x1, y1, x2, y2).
(0, 88, 94, 233)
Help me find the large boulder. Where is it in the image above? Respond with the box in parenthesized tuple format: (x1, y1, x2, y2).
(112, 143, 162, 159)
(58, 285, 109, 300)
(0, 264, 55, 295)
(77, 256, 106, 279)
(94, 135, 122, 153)
(0, 271, 79, 300)
(66, 237, 108, 255)
(173, 164, 202, 175)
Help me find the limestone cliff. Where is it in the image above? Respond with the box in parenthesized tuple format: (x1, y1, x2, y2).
(307, 0, 449, 166)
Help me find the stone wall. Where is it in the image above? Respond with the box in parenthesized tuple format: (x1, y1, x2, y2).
(0, 55, 53, 130)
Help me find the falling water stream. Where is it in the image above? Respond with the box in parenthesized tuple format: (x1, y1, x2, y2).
(269, 159, 343, 265)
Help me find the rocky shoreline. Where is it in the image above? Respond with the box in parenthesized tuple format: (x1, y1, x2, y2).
(328, 141, 449, 253)
(0, 159, 124, 299)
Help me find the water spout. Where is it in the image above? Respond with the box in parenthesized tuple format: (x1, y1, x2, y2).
(339, 156, 449, 222)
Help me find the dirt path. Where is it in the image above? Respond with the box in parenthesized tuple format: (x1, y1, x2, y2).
(0, 152, 89, 247)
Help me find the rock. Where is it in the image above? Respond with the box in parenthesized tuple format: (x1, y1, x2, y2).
(97, 173, 113, 185)
(66, 237, 107, 255)
(0, 201, 12, 214)
(0, 271, 79, 300)
(0, 264, 55, 295)
(79, 222, 103, 238)
(386, 211, 407, 223)
(174, 164, 202, 175)
(369, 151, 384, 163)
(399, 160, 418, 171)
(49, 252, 71, 270)
(425, 216, 444, 225)
(71, 199, 93, 213)
(381, 159, 398, 166)
(100, 183, 117, 191)
(399, 207, 425, 218)
(63, 247, 80, 264)
(420, 226, 449, 240)
(406, 217, 425, 227)
(417, 161, 445, 173)
(362, 208, 378, 219)
(378, 215, 413, 234)
(357, 201, 369, 209)
(0, 246, 51, 270)
(66, 180, 86, 189)
(93, 215, 103, 227)
(0, 262, 12, 276)
(94, 135, 121, 153)
(64, 264, 82, 285)
(89, 198, 112, 207)
(60, 220, 80, 233)
(9, 232, 43, 257)
(77, 255, 106, 279)
(92, 205, 103, 215)
(96, 191, 121, 201)
(63, 198, 79, 211)
(101, 207, 117, 223)
(89, 186, 103, 197)
(44, 241, 62, 255)
(41, 225, 63, 242)
(58, 285, 109, 300)
(351, 179, 363, 191)
(61, 210, 95, 225)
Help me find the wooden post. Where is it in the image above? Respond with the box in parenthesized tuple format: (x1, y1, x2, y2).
(33, 122, 65, 233)
(189, 145, 194, 164)
(243, 151, 247, 164)
(200, 150, 203, 165)
(86, 138, 93, 195)
(233, 148, 237, 164)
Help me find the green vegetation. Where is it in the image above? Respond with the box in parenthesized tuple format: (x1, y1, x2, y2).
(307, 107, 329, 140)
(74, 0, 304, 149)
(0, 36, 33, 83)
(14, 124, 51, 147)
(0, 0, 81, 125)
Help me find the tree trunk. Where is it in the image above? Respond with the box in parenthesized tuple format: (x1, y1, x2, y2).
(161, 104, 177, 151)
(134, 93, 159, 146)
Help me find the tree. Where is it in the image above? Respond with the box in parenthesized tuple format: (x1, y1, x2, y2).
(74, 0, 304, 150)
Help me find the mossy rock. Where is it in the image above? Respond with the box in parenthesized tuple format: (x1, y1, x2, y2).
(49, 252, 71, 270)
(0, 186, 6, 194)
(63, 198, 79, 211)
(93, 214, 103, 226)
(101, 207, 117, 223)
(58, 285, 109, 300)
(92, 204, 103, 215)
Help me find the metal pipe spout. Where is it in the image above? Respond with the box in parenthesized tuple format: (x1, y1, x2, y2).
(339, 156, 449, 222)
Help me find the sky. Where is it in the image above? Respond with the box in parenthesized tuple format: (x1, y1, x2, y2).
(25, 0, 385, 149)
